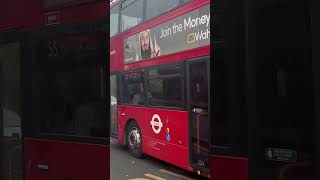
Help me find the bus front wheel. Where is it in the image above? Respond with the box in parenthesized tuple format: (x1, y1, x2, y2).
(126, 121, 143, 158)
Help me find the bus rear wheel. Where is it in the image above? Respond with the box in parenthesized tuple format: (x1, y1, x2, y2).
(126, 121, 143, 158)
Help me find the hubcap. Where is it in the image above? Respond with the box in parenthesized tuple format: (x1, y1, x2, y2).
(128, 127, 141, 150)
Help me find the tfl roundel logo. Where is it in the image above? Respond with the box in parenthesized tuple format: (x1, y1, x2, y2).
(150, 114, 163, 134)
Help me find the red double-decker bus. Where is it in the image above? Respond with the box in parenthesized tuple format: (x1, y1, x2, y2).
(0, 0, 109, 180)
(110, 0, 210, 178)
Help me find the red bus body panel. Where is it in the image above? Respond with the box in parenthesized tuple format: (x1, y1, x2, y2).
(0, 0, 43, 29)
(110, 35, 124, 72)
(23, 139, 109, 180)
(0, 0, 107, 30)
(210, 155, 248, 180)
(50, 1, 108, 25)
(0, 0, 27, 29)
(118, 105, 192, 171)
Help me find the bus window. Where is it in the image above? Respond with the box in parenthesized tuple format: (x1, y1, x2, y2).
(0, 42, 22, 180)
(211, 45, 232, 152)
(146, 0, 180, 20)
(40, 65, 107, 138)
(111, 4, 120, 37)
(120, 0, 144, 32)
(181, 0, 192, 3)
(147, 65, 184, 108)
(110, 74, 118, 138)
(121, 71, 145, 105)
(212, 13, 225, 41)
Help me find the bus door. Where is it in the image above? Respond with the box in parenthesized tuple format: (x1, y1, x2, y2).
(187, 57, 210, 177)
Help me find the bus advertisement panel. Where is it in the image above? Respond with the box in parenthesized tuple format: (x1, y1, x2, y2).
(124, 4, 210, 63)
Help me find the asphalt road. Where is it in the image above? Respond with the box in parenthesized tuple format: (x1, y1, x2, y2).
(110, 138, 207, 180)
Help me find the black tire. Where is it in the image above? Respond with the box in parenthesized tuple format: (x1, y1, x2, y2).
(126, 121, 143, 158)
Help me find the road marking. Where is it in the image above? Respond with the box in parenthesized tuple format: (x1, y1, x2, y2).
(128, 178, 150, 180)
(159, 169, 196, 180)
(144, 174, 166, 180)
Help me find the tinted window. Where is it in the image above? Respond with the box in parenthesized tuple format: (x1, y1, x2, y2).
(110, 4, 120, 37)
(121, 71, 145, 105)
(190, 62, 208, 107)
(181, 0, 192, 3)
(146, 0, 180, 20)
(39, 36, 107, 138)
(0, 42, 23, 180)
(110, 74, 118, 137)
(110, 75, 117, 105)
(211, 44, 230, 150)
(212, 13, 225, 41)
(147, 65, 184, 108)
(212, 0, 225, 12)
(146, 0, 192, 20)
(40, 65, 107, 138)
(121, 0, 144, 32)
(148, 65, 181, 77)
(148, 77, 183, 107)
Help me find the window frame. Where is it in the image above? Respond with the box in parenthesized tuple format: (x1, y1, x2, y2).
(110, 3, 121, 37)
(0, 32, 24, 139)
(145, 62, 185, 109)
(38, 63, 104, 135)
(145, 0, 191, 21)
(118, 61, 186, 110)
(115, 0, 192, 36)
(119, 0, 146, 33)
(120, 68, 146, 106)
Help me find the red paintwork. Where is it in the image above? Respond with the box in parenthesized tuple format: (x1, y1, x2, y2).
(125, 46, 209, 70)
(52, 1, 108, 26)
(210, 155, 248, 180)
(110, 35, 123, 71)
(110, 0, 210, 72)
(0, 0, 107, 30)
(118, 105, 192, 171)
(0, 0, 43, 29)
(23, 138, 109, 180)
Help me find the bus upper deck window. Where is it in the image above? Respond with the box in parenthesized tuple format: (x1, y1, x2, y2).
(146, 0, 180, 20)
(120, 0, 144, 32)
(111, 4, 120, 37)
